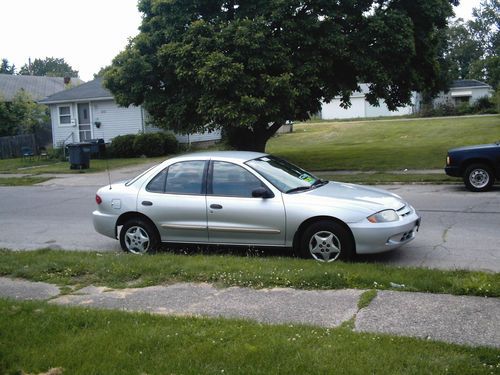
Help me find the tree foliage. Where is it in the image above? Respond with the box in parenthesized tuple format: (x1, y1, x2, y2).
(105, 0, 457, 151)
(444, 0, 499, 88)
(19, 57, 78, 77)
(0, 58, 16, 74)
(0, 90, 48, 137)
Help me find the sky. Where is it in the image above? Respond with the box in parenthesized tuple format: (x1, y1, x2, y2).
(0, 0, 479, 81)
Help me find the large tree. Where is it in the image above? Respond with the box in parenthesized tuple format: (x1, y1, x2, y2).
(0, 91, 48, 137)
(19, 57, 78, 77)
(443, 0, 499, 88)
(0, 58, 15, 74)
(105, 0, 458, 152)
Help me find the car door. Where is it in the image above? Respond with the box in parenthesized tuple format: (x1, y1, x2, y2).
(206, 161, 286, 246)
(137, 160, 208, 243)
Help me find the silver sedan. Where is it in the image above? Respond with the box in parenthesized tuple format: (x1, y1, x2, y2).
(93, 151, 421, 262)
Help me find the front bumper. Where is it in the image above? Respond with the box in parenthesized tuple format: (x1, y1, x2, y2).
(92, 210, 119, 239)
(349, 210, 421, 254)
(445, 165, 461, 177)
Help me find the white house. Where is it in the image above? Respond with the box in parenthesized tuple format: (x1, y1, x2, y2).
(39, 78, 221, 148)
(320, 83, 417, 120)
(432, 79, 493, 107)
(319, 80, 493, 120)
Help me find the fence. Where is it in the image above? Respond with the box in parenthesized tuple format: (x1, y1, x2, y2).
(0, 134, 37, 159)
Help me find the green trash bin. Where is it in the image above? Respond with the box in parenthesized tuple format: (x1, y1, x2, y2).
(67, 142, 91, 169)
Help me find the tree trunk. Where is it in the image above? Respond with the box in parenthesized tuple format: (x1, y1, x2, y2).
(225, 122, 283, 152)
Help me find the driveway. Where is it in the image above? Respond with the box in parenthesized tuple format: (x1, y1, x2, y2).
(0, 168, 499, 272)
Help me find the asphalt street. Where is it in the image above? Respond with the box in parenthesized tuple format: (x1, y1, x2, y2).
(0, 172, 499, 272)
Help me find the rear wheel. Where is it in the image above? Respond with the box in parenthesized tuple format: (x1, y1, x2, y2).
(463, 164, 494, 192)
(119, 219, 160, 254)
(299, 220, 354, 262)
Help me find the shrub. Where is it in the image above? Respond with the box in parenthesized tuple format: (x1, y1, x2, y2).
(108, 134, 137, 158)
(473, 96, 495, 113)
(162, 132, 179, 154)
(456, 102, 473, 116)
(133, 133, 164, 157)
(133, 132, 179, 157)
(106, 132, 179, 158)
(47, 146, 65, 161)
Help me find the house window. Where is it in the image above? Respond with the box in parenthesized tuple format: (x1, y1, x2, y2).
(58, 106, 72, 125)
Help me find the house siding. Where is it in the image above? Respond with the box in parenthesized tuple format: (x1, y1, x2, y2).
(91, 100, 144, 142)
(50, 100, 144, 146)
(433, 87, 493, 107)
(322, 92, 417, 120)
(175, 129, 222, 143)
(50, 104, 77, 146)
(322, 97, 365, 119)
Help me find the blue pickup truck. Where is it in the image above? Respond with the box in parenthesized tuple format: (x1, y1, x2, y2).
(445, 141, 500, 192)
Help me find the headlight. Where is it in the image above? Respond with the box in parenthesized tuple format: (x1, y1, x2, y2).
(367, 209, 399, 223)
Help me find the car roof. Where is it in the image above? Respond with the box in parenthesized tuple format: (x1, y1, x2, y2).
(166, 151, 268, 164)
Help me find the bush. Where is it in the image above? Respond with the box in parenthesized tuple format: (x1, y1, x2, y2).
(162, 132, 179, 154)
(108, 134, 137, 158)
(133, 133, 164, 157)
(107, 132, 179, 158)
(47, 146, 65, 161)
(472, 96, 495, 113)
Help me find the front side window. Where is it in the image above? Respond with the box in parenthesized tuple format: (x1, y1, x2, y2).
(246, 156, 324, 193)
(58, 106, 71, 125)
(165, 160, 206, 195)
(211, 161, 264, 197)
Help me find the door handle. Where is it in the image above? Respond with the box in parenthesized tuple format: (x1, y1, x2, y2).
(141, 201, 153, 206)
(210, 204, 223, 209)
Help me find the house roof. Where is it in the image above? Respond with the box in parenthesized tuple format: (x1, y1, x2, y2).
(39, 77, 113, 104)
(0, 74, 83, 101)
(450, 80, 491, 89)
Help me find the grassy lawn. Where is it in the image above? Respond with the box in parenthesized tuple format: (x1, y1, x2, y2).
(0, 176, 51, 186)
(1, 250, 498, 297)
(317, 172, 458, 185)
(267, 115, 500, 171)
(0, 156, 165, 175)
(1, 299, 498, 375)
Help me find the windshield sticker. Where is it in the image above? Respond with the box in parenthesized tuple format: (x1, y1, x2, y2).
(299, 174, 315, 183)
(260, 157, 271, 162)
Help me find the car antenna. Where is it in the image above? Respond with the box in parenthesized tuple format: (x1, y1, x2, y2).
(104, 148, 112, 190)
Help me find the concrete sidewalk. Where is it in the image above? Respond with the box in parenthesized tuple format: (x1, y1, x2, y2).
(1, 277, 498, 348)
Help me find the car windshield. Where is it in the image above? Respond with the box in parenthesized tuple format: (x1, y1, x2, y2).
(246, 156, 326, 193)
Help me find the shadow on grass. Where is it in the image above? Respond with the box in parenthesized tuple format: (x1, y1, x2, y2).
(158, 243, 295, 259)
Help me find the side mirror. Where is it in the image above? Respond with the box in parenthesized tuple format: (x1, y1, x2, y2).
(252, 187, 274, 198)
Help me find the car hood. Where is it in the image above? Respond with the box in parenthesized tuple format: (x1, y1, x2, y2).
(449, 142, 500, 153)
(291, 181, 406, 213)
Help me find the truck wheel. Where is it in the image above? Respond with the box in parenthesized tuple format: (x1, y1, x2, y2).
(463, 164, 494, 192)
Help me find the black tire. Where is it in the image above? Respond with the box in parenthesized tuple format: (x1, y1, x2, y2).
(119, 219, 160, 254)
(463, 164, 494, 192)
(299, 220, 354, 262)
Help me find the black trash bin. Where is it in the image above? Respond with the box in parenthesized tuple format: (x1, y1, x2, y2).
(89, 138, 106, 159)
(67, 142, 91, 169)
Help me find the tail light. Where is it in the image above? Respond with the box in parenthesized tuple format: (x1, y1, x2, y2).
(95, 194, 102, 205)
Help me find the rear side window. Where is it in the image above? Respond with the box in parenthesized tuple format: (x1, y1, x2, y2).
(166, 161, 206, 194)
(146, 168, 167, 193)
(146, 161, 206, 195)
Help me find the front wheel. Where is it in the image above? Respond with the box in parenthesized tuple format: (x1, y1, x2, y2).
(299, 220, 354, 262)
(463, 164, 494, 192)
(119, 219, 160, 254)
